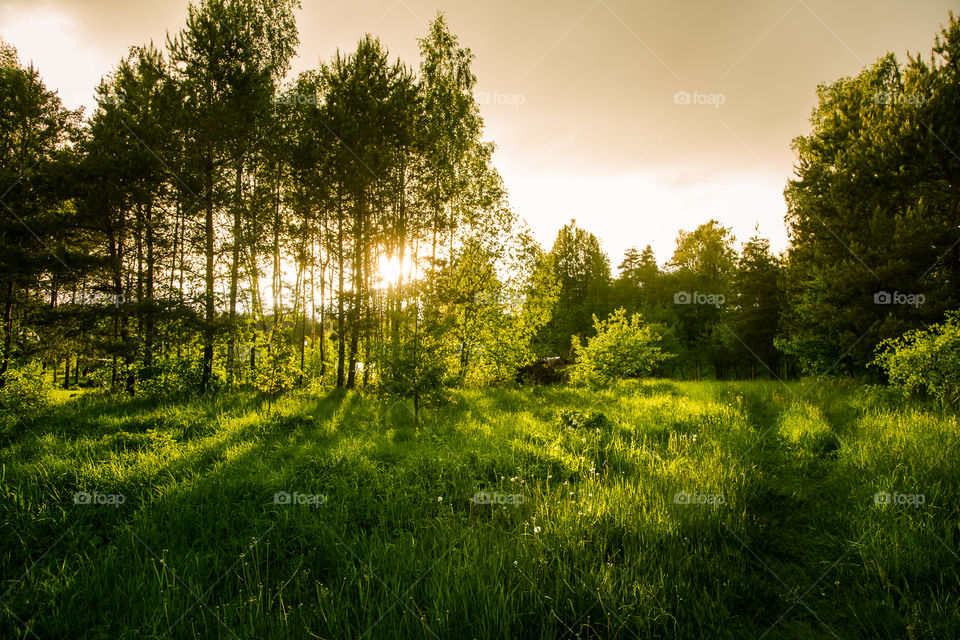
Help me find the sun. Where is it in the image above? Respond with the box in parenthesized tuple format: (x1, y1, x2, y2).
(376, 255, 405, 288)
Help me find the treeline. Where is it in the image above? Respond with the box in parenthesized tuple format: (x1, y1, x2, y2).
(0, 2, 556, 401)
(1, 4, 959, 400)
(535, 219, 785, 380)
(534, 12, 960, 381)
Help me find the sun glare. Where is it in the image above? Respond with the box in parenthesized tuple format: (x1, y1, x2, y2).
(376, 255, 405, 288)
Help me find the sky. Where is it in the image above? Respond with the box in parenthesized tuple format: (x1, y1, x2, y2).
(1, 0, 955, 268)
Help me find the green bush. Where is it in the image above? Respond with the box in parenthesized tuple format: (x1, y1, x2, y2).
(569, 308, 672, 386)
(873, 310, 960, 408)
(254, 327, 302, 394)
(0, 365, 49, 427)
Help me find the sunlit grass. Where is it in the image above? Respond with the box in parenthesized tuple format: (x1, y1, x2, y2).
(1, 380, 958, 638)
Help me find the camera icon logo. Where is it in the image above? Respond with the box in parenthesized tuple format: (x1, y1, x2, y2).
(874, 291, 892, 304)
(273, 491, 292, 505)
(673, 91, 691, 105)
(674, 291, 691, 304)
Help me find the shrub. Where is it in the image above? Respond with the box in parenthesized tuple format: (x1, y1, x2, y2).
(873, 310, 960, 408)
(569, 308, 672, 386)
(255, 327, 301, 394)
(377, 312, 449, 429)
(0, 365, 49, 427)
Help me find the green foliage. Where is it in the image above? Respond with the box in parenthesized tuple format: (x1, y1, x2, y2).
(668, 219, 737, 378)
(728, 234, 784, 377)
(378, 300, 450, 426)
(255, 326, 302, 394)
(0, 365, 48, 426)
(781, 14, 960, 374)
(432, 232, 559, 387)
(569, 308, 672, 386)
(873, 309, 960, 408)
(538, 220, 612, 355)
(613, 244, 660, 313)
(137, 354, 203, 397)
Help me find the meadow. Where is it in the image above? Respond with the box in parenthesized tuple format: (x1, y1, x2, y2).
(1, 379, 958, 639)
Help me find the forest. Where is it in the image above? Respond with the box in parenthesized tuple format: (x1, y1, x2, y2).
(2, 2, 960, 638)
(1, 3, 959, 405)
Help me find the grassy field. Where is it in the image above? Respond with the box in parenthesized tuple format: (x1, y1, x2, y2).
(1, 379, 959, 639)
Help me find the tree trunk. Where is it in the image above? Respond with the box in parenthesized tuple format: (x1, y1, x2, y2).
(319, 239, 326, 378)
(347, 216, 362, 389)
(413, 393, 420, 430)
(144, 199, 155, 373)
(0, 280, 13, 387)
(336, 192, 346, 388)
(272, 170, 281, 332)
(227, 158, 243, 385)
(201, 146, 215, 393)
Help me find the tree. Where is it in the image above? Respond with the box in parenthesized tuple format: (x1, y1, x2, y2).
(435, 230, 558, 386)
(0, 5, 577, 398)
(416, 13, 483, 261)
(729, 233, 783, 379)
(780, 13, 960, 374)
(666, 220, 737, 379)
(0, 40, 79, 386)
(167, 0, 299, 392)
(538, 220, 612, 355)
(378, 285, 449, 429)
(614, 244, 661, 313)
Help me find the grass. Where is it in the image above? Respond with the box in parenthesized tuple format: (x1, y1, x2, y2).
(1, 379, 958, 639)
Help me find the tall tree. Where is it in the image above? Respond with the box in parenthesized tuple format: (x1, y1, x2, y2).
(781, 15, 960, 373)
(729, 233, 783, 378)
(167, 0, 299, 392)
(667, 220, 737, 379)
(538, 220, 612, 356)
(0, 40, 79, 386)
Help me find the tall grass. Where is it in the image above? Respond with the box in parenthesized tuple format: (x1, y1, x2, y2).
(1, 380, 957, 638)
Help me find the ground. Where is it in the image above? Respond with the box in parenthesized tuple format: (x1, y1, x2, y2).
(1, 380, 958, 638)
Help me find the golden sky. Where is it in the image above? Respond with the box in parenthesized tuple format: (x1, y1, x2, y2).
(1, 0, 954, 267)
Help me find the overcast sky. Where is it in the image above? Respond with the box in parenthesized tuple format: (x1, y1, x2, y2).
(1, 0, 955, 267)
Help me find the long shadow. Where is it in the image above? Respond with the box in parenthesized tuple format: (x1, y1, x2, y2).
(0, 386, 350, 455)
